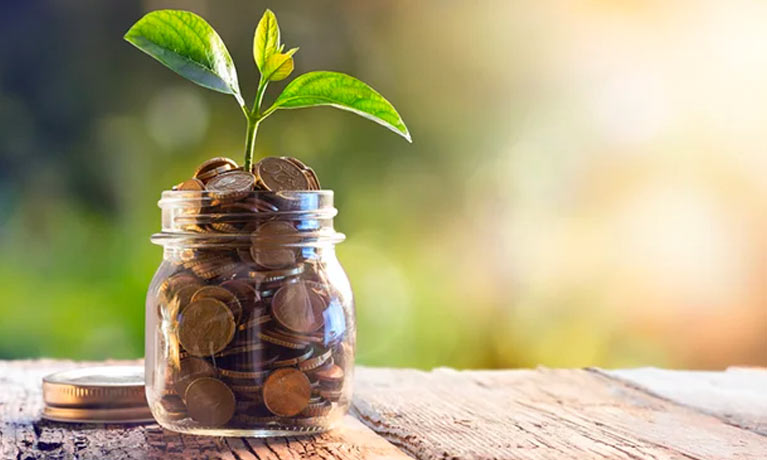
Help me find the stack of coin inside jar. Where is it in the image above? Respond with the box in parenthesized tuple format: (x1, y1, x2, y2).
(151, 156, 351, 431)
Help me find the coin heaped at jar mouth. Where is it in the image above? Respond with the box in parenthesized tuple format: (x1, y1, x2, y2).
(146, 156, 354, 437)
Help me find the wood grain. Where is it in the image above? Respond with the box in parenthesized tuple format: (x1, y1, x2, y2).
(4, 361, 766, 460)
(352, 367, 767, 460)
(0, 360, 410, 460)
(601, 367, 767, 436)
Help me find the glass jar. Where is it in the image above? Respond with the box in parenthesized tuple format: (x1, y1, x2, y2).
(145, 190, 354, 437)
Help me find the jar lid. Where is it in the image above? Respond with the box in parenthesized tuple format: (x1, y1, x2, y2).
(41, 366, 154, 423)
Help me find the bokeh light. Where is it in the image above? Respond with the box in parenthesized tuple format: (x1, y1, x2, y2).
(0, 0, 764, 369)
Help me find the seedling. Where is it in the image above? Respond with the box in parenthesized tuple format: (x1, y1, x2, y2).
(125, 9, 411, 170)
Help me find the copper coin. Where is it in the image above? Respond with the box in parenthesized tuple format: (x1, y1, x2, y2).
(313, 364, 344, 383)
(194, 157, 239, 183)
(222, 198, 279, 213)
(163, 284, 200, 320)
(205, 170, 256, 202)
(190, 260, 240, 280)
(250, 221, 299, 269)
(175, 178, 205, 191)
(178, 298, 235, 357)
(303, 167, 321, 190)
(271, 347, 313, 367)
(238, 314, 272, 331)
(246, 265, 304, 283)
(271, 281, 328, 334)
(160, 394, 188, 420)
(271, 327, 324, 344)
(191, 286, 243, 324)
(210, 222, 241, 233)
(159, 273, 199, 303)
(174, 356, 216, 398)
(279, 157, 320, 190)
(213, 342, 265, 358)
(281, 156, 309, 170)
(262, 368, 311, 417)
(254, 157, 310, 191)
(299, 349, 332, 371)
(218, 367, 270, 380)
(184, 377, 236, 426)
(318, 388, 343, 402)
(257, 331, 307, 350)
(220, 279, 259, 309)
(300, 398, 332, 417)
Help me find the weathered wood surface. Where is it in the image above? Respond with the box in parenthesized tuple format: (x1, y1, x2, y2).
(2, 361, 766, 460)
(602, 367, 767, 436)
(0, 360, 411, 460)
(352, 367, 767, 460)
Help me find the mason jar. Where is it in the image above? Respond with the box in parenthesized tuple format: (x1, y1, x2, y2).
(145, 190, 354, 436)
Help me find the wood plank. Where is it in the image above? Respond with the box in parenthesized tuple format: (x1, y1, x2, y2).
(0, 360, 410, 460)
(599, 367, 767, 436)
(351, 367, 767, 460)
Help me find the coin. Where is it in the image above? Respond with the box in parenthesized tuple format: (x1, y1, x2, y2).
(303, 167, 321, 190)
(262, 368, 311, 417)
(271, 281, 328, 334)
(210, 222, 241, 233)
(194, 157, 239, 183)
(190, 260, 240, 280)
(313, 364, 344, 384)
(191, 286, 243, 324)
(238, 314, 271, 331)
(271, 327, 324, 344)
(298, 349, 332, 371)
(178, 298, 235, 357)
(161, 284, 199, 320)
(159, 272, 199, 303)
(282, 156, 309, 170)
(205, 170, 256, 202)
(258, 331, 307, 350)
(175, 178, 205, 191)
(300, 398, 332, 417)
(184, 377, 236, 426)
(220, 279, 259, 309)
(250, 221, 299, 269)
(254, 157, 310, 191)
(246, 265, 305, 283)
(229, 383, 264, 394)
(271, 347, 313, 367)
(174, 356, 216, 398)
(218, 367, 270, 380)
(318, 388, 343, 401)
(213, 342, 264, 358)
(222, 198, 279, 213)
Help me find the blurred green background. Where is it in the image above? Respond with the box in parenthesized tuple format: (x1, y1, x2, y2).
(1, 0, 765, 369)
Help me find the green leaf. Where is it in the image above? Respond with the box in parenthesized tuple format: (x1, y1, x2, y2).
(263, 48, 298, 82)
(124, 10, 243, 106)
(270, 71, 411, 142)
(253, 9, 280, 73)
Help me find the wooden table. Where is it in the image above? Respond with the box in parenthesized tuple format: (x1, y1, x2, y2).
(2, 361, 765, 459)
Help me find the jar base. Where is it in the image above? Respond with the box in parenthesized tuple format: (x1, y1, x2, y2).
(156, 419, 335, 438)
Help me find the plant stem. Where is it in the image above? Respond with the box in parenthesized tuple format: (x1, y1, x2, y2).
(243, 116, 259, 172)
(244, 76, 269, 171)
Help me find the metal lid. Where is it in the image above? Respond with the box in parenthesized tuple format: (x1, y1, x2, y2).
(42, 366, 154, 423)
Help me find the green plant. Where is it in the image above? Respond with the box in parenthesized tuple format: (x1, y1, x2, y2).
(125, 9, 411, 169)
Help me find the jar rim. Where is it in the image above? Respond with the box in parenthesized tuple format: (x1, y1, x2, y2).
(158, 189, 334, 208)
(153, 189, 344, 247)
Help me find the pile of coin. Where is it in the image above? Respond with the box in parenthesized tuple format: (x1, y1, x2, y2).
(152, 156, 350, 430)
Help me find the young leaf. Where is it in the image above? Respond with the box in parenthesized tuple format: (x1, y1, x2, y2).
(263, 48, 298, 82)
(270, 71, 411, 142)
(124, 10, 243, 105)
(253, 9, 280, 73)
